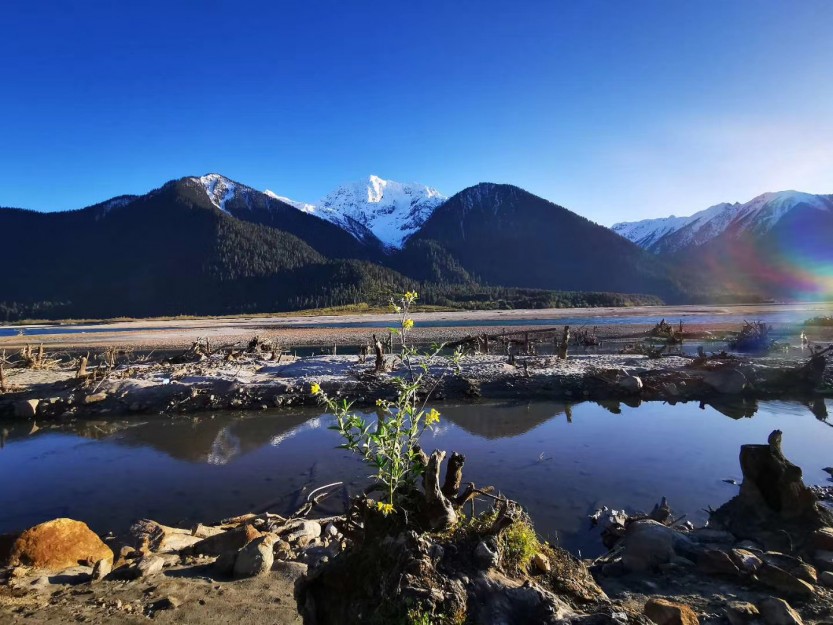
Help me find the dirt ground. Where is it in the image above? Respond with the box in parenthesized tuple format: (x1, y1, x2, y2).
(0, 561, 303, 625)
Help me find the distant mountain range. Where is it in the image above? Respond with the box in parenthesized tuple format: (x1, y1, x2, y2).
(613, 191, 833, 300)
(1, 174, 828, 320)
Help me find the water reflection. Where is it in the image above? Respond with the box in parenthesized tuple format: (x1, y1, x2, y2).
(2, 398, 832, 556)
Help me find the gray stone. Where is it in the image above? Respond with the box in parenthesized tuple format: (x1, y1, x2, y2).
(704, 368, 747, 394)
(757, 597, 803, 625)
(726, 602, 760, 625)
(13, 399, 39, 418)
(620, 520, 689, 573)
(819, 570, 833, 588)
(618, 374, 643, 393)
(811, 527, 833, 551)
(91, 558, 112, 582)
(731, 548, 763, 573)
(134, 555, 164, 578)
(271, 560, 308, 581)
(755, 562, 814, 597)
(815, 550, 833, 572)
(790, 562, 817, 585)
(698, 548, 741, 577)
(233, 535, 274, 579)
(323, 522, 339, 538)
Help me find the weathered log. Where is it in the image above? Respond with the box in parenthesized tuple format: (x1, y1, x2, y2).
(0, 349, 5, 392)
(441, 452, 465, 500)
(424, 451, 457, 530)
(737, 430, 816, 519)
(372, 334, 385, 372)
(76, 353, 89, 379)
(557, 325, 570, 360)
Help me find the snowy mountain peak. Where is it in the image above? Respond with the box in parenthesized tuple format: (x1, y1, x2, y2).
(274, 175, 447, 248)
(613, 190, 832, 254)
(195, 173, 237, 212)
(264, 189, 316, 213)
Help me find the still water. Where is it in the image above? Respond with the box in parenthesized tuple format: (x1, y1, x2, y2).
(1, 400, 832, 556)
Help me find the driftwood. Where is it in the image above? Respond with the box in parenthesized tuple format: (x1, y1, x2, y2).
(75, 353, 89, 379)
(424, 451, 458, 530)
(711, 429, 833, 549)
(441, 452, 465, 500)
(0, 349, 6, 392)
(729, 320, 773, 352)
(557, 325, 570, 360)
(372, 334, 385, 372)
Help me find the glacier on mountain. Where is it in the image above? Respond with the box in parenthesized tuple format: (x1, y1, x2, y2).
(274, 175, 446, 248)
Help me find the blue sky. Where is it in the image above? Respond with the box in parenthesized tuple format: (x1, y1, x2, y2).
(2, 0, 832, 225)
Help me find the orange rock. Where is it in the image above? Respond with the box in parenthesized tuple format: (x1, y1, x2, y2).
(8, 518, 113, 571)
(645, 598, 699, 625)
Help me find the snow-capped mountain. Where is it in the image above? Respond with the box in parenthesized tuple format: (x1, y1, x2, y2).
(613, 191, 833, 254)
(263, 189, 316, 214)
(276, 175, 446, 249)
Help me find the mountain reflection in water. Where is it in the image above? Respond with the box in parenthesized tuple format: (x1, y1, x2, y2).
(1, 399, 832, 556)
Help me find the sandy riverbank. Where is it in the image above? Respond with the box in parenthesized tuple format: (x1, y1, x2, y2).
(2, 303, 831, 351)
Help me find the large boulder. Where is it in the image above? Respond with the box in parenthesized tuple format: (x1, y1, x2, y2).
(8, 518, 113, 571)
(233, 535, 275, 578)
(757, 597, 803, 625)
(619, 520, 692, 573)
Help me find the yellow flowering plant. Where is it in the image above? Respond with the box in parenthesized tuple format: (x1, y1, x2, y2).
(312, 291, 462, 514)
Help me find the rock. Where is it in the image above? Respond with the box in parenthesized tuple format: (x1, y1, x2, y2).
(134, 555, 164, 578)
(811, 527, 833, 551)
(233, 535, 274, 578)
(618, 375, 643, 393)
(83, 392, 108, 404)
(643, 598, 699, 625)
(726, 602, 760, 625)
(790, 562, 817, 584)
(271, 560, 308, 582)
(8, 518, 113, 571)
(130, 519, 202, 553)
(533, 552, 551, 574)
(91, 558, 112, 582)
(212, 550, 238, 577)
(819, 570, 833, 588)
(689, 528, 736, 545)
(731, 548, 763, 573)
(703, 369, 747, 394)
(191, 523, 226, 539)
(620, 520, 689, 573)
(281, 520, 321, 544)
(815, 550, 833, 572)
(185, 524, 262, 556)
(697, 548, 741, 577)
(757, 597, 803, 625)
(755, 562, 814, 597)
(13, 399, 39, 418)
(736, 540, 764, 552)
(474, 540, 499, 569)
(323, 522, 339, 538)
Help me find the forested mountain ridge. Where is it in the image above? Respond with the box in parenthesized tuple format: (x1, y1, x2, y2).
(1, 174, 677, 320)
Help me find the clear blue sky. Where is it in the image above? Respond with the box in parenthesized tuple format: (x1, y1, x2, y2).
(2, 0, 832, 225)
